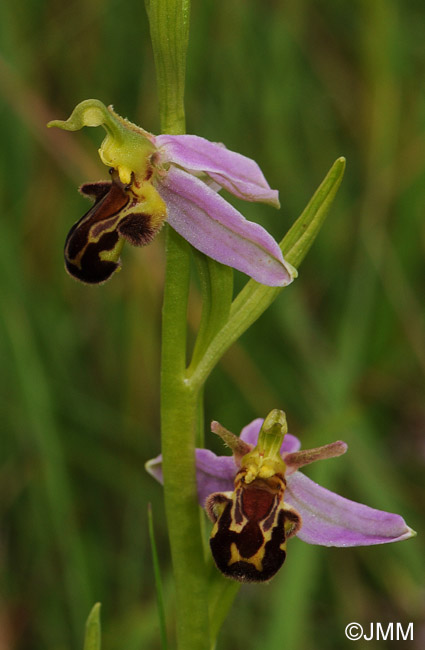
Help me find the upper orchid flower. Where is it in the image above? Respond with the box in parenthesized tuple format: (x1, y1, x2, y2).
(146, 410, 415, 583)
(48, 100, 295, 286)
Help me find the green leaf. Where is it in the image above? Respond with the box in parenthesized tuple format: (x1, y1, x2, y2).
(83, 603, 101, 650)
(189, 252, 233, 372)
(208, 573, 240, 648)
(282, 156, 346, 266)
(148, 504, 169, 650)
(189, 157, 346, 389)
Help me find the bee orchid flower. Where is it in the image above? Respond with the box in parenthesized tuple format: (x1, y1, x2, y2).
(146, 410, 415, 582)
(48, 100, 295, 286)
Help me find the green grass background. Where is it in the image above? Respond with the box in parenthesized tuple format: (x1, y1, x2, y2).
(1, 0, 424, 648)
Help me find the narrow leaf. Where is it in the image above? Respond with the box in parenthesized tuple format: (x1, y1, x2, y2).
(208, 573, 240, 646)
(190, 251, 233, 371)
(189, 158, 346, 389)
(148, 504, 169, 650)
(282, 156, 346, 266)
(83, 603, 101, 650)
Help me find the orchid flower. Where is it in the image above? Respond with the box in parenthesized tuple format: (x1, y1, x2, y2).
(146, 410, 415, 582)
(48, 100, 295, 286)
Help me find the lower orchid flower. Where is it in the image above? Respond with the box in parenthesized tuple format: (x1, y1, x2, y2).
(146, 409, 415, 582)
(48, 100, 295, 286)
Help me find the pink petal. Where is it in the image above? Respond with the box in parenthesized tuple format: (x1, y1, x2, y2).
(156, 167, 292, 286)
(286, 471, 415, 546)
(156, 134, 280, 206)
(240, 418, 301, 453)
(195, 449, 237, 506)
(145, 450, 237, 507)
(239, 418, 263, 446)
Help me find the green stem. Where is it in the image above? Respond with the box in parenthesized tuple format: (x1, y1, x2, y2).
(145, 0, 190, 134)
(147, 1, 211, 647)
(160, 228, 211, 650)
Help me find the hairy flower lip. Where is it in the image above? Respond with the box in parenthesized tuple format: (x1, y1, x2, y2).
(146, 417, 416, 548)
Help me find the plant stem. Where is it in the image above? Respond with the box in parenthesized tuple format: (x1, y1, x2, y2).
(161, 229, 211, 650)
(147, 1, 211, 647)
(145, 0, 190, 134)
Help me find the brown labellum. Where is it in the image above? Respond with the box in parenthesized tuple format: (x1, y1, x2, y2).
(206, 470, 301, 582)
(65, 181, 128, 284)
(64, 173, 167, 285)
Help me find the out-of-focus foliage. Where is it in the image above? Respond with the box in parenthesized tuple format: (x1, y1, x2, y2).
(1, 1, 424, 649)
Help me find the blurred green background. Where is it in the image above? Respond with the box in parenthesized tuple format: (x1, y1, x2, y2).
(1, 0, 424, 648)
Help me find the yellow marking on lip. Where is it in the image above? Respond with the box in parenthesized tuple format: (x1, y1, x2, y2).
(228, 542, 265, 572)
(99, 238, 125, 262)
(66, 217, 123, 269)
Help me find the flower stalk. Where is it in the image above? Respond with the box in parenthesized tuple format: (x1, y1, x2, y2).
(147, 1, 211, 649)
(160, 227, 211, 650)
(44, 0, 416, 641)
(48, 0, 348, 643)
(147, 2, 346, 634)
(145, 0, 190, 134)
